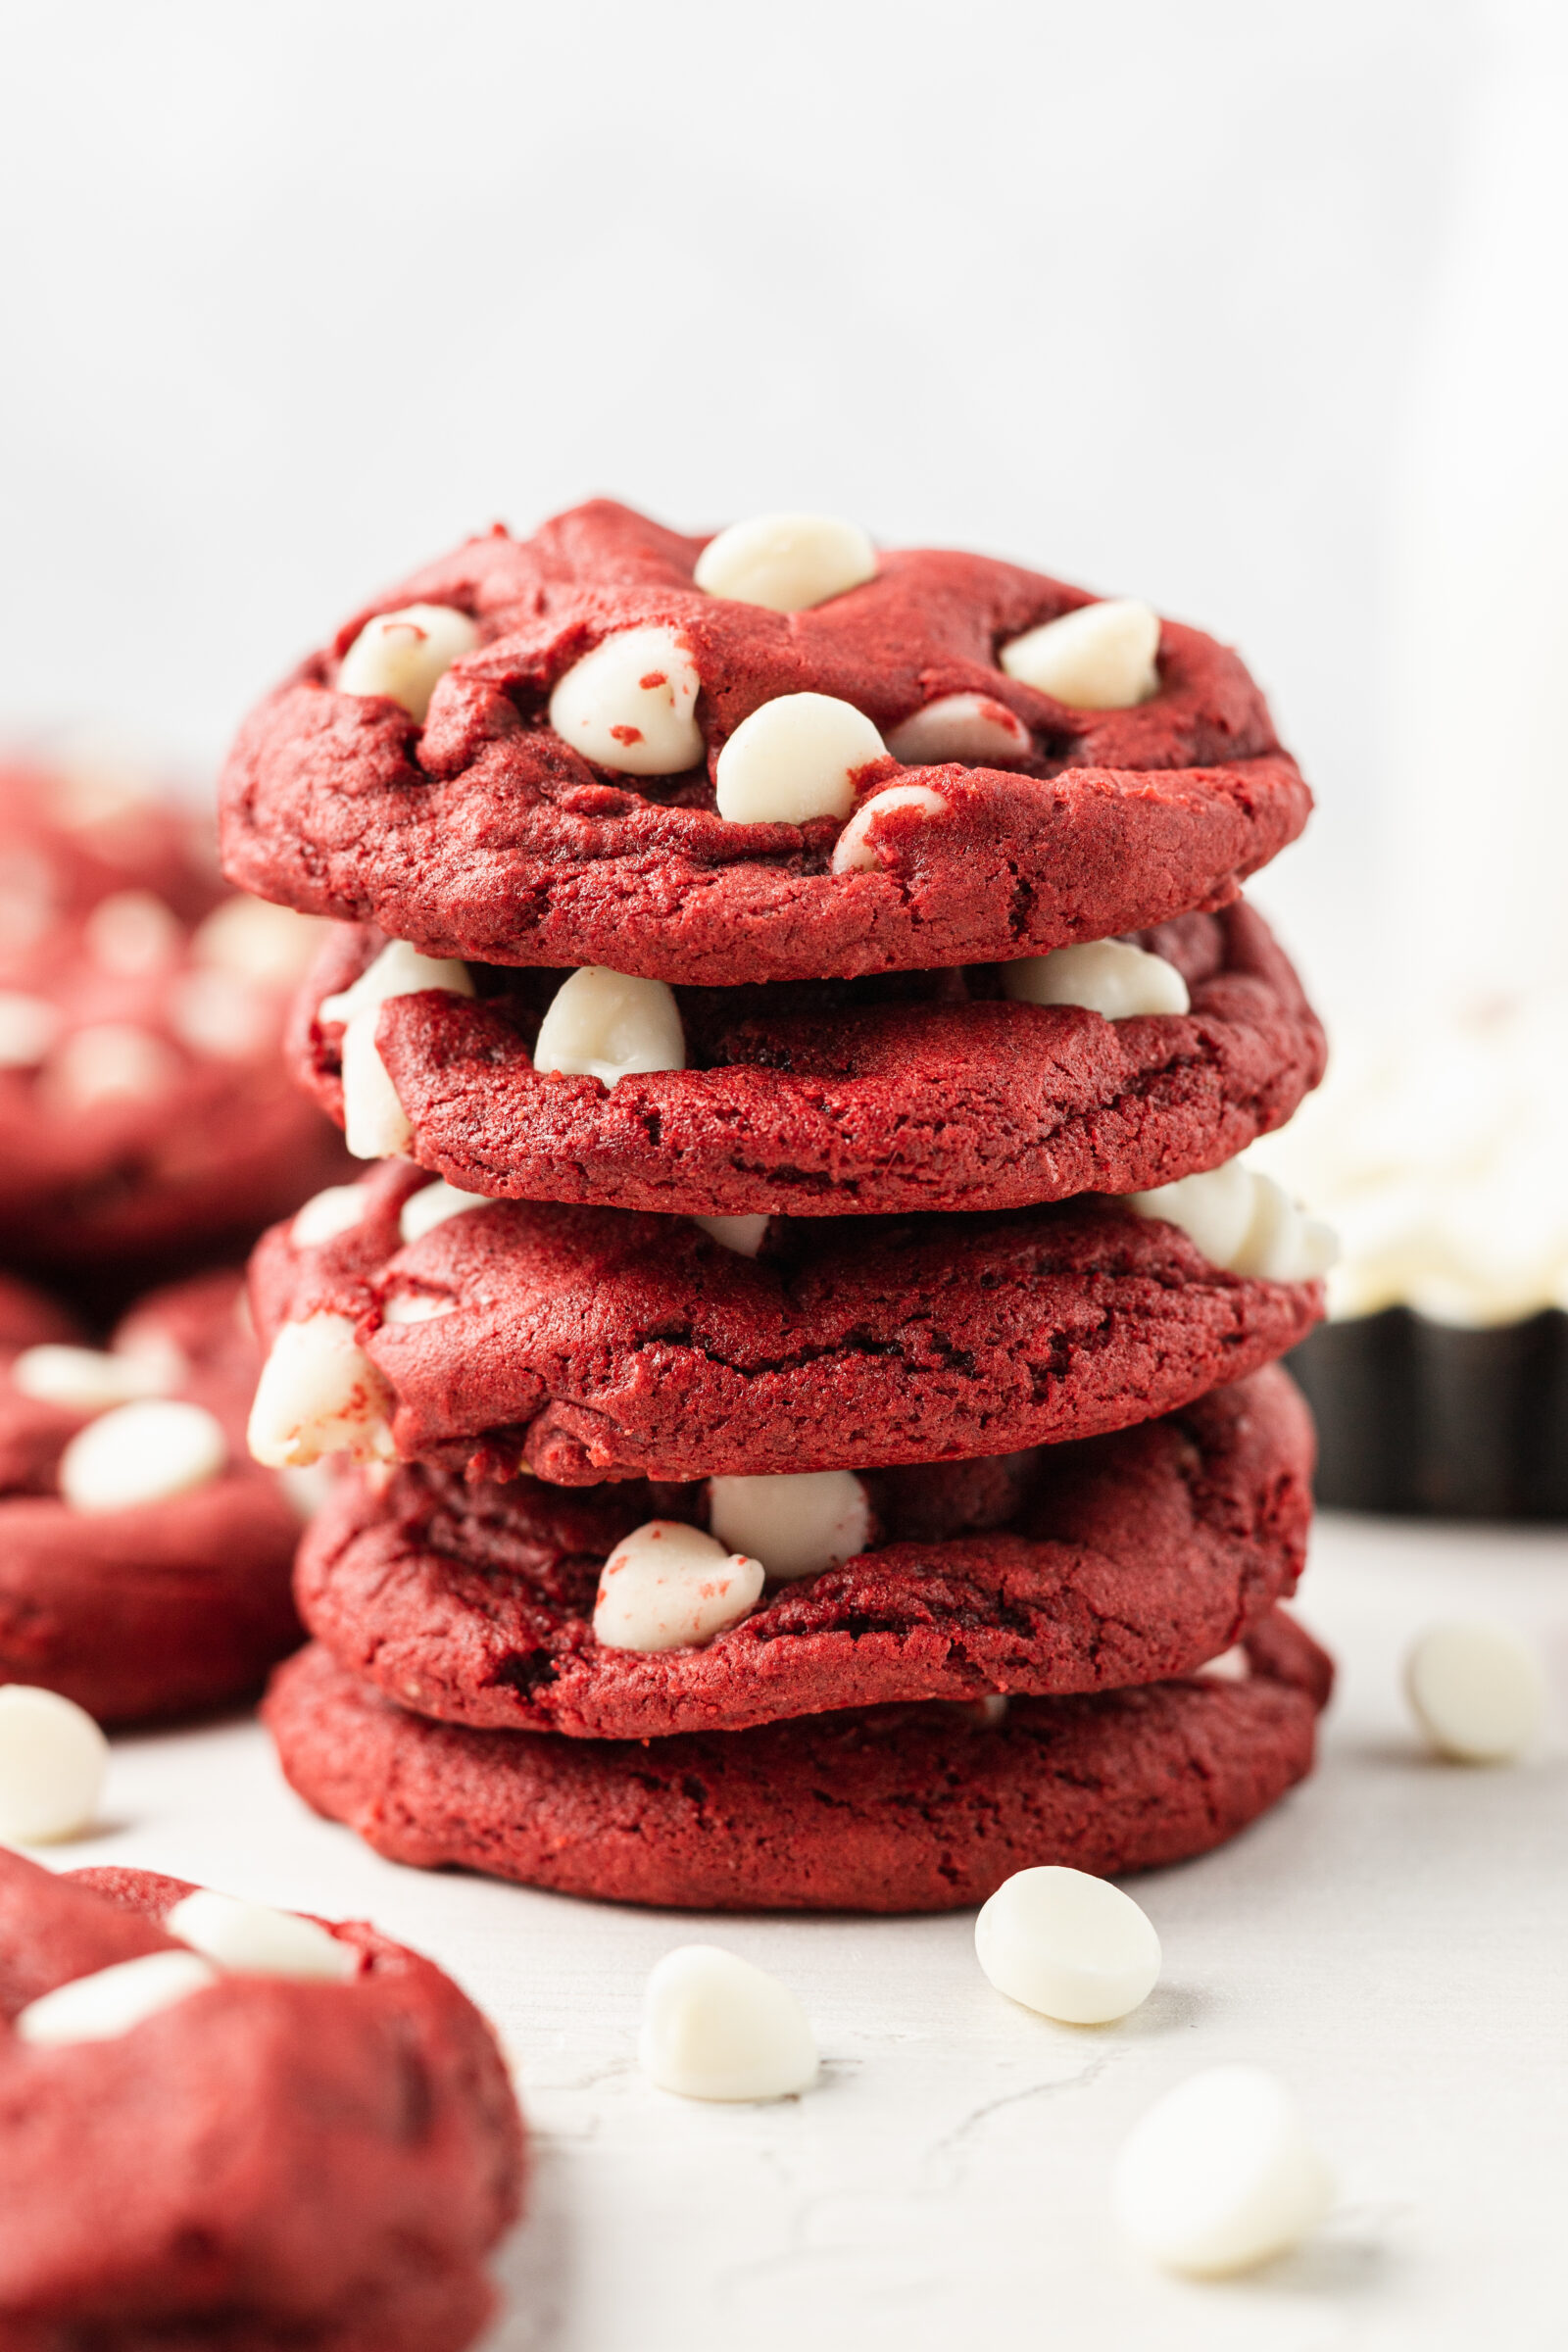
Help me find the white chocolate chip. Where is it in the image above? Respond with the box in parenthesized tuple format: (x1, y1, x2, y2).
(886, 692, 1031, 768)
(693, 514, 876, 613)
(399, 1179, 494, 1246)
(691, 1213, 770, 1256)
(829, 782, 949, 874)
(1000, 599, 1161, 709)
(319, 940, 474, 1160)
(44, 1023, 183, 1108)
(380, 1291, 458, 1325)
(58, 1399, 227, 1513)
(337, 604, 479, 721)
(640, 1944, 818, 2101)
(1002, 940, 1191, 1019)
(1127, 1161, 1338, 1283)
(707, 1470, 870, 1582)
(532, 967, 685, 1090)
(11, 1344, 172, 1414)
(0, 991, 63, 1068)
(82, 890, 183, 977)
(716, 694, 886, 827)
(1196, 1644, 1250, 1683)
(1113, 2065, 1335, 2276)
(166, 967, 276, 1061)
(190, 896, 324, 985)
(166, 1889, 357, 1981)
(548, 624, 703, 776)
(15, 1951, 220, 2048)
(975, 1866, 1161, 2025)
(247, 1311, 395, 1469)
(291, 1184, 374, 1248)
(592, 1520, 763, 1652)
(0, 850, 59, 955)
(0, 1686, 109, 1842)
(1404, 1620, 1546, 1763)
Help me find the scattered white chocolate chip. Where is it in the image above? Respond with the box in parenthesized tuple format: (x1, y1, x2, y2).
(716, 694, 886, 827)
(1404, 1620, 1546, 1763)
(82, 890, 183, 976)
(337, 604, 479, 721)
(693, 514, 876, 613)
(399, 1179, 494, 1246)
(44, 1023, 183, 1108)
(0, 1686, 109, 1842)
(548, 624, 703, 776)
(379, 1291, 458, 1325)
(707, 1470, 870, 1582)
(1196, 1645, 1250, 1683)
(691, 1212, 770, 1256)
(830, 782, 949, 874)
(975, 1866, 1161, 2025)
(291, 1184, 373, 1248)
(1127, 1161, 1338, 1283)
(1003, 940, 1191, 1020)
(318, 940, 474, 1160)
(1112, 2065, 1335, 2276)
(166, 967, 275, 1061)
(592, 1521, 763, 1653)
(0, 991, 63, 1068)
(113, 1328, 189, 1393)
(15, 1951, 220, 2048)
(58, 1399, 227, 1513)
(166, 1890, 357, 1981)
(640, 1944, 818, 2101)
(532, 967, 685, 1089)
(247, 1312, 395, 1469)
(11, 1344, 172, 1414)
(1000, 599, 1161, 710)
(190, 895, 324, 985)
(886, 692, 1031, 768)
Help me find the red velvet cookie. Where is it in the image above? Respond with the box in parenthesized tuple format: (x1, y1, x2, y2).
(249, 1164, 1323, 1485)
(0, 1849, 523, 2351)
(0, 760, 346, 1289)
(0, 1269, 304, 1722)
(297, 1366, 1312, 1739)
(219, 500, 1311, 987)
(266, 1609, 1333, 1913)
(297, 901, 1325, 1217)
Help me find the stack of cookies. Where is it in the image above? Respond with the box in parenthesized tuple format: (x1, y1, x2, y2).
(227, 502, 1337, 1912)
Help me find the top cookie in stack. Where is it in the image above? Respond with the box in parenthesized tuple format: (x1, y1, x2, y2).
(229, 504, 1336, 1913)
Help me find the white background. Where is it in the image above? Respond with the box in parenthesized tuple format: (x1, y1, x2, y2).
(9, 0, 1566, 1019)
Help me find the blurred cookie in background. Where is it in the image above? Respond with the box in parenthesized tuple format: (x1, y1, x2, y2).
(0, 751, 349, 1308)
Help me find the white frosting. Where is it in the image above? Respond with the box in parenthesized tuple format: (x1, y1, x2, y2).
(15, 1951, 220, 2048)
(336, 604, 478, 721)
(1112, 2064, 1334, 2275)
(548, 624, 703, 776)
(399, 1179, 493, 1246)
(715, 694, 885, 826)
(11, 1344, 172, 1413)
(1000, 598, 1160, 709)
(886, 692, 1031, 768)
(1003, 940, 1190, 1019)
(166, 1890, 357, 1980)
(58, 1399, 226, 1513)
(318, 940, 474, 1160)
(247, 1311, 395, 1468)
(592, 1521, 763, 1652)
(830, 783, 948, 874)
(1404, 1620, 1545, 1763)
(532, 967, 685, 1089)
(0, 1685, 108, 1843)
(694, 514, 875, 612)
(0, 991, 62, 1068)
(707, 1470, 870, 1582)
(975, 1866, 1161, 2025)
(640, 1944, 818, 2101)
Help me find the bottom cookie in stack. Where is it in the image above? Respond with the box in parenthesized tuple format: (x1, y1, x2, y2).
(267, 1368, 1333, 1912)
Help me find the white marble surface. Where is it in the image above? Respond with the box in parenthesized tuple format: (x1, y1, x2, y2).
(49, 1513, 1568, 2351)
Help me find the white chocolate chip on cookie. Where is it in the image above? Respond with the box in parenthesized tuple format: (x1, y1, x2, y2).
(694, 514, 876, 613)
(532, 967, 685, 1089)
(717, 694, 886, 826)
(318, 941, 474, 1160)
(167, 1890, 358, 1981)
(830, 782, 948, 873)
(707, 1470, 871, 1582)
(337, 605, 479, 721)
(16, 1952, 220, 2048)
(886, 692, 1031, 767)
(1003, 940, 1190, 1019)
(1001, 599, 1160, 710)
(247, 1312, 395, 1468)
(548, 624, 703, 776)
(0, 1686, 109, 1843)
(592, 1521, 763, 1652)
(58, 1399, 227, 1513)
